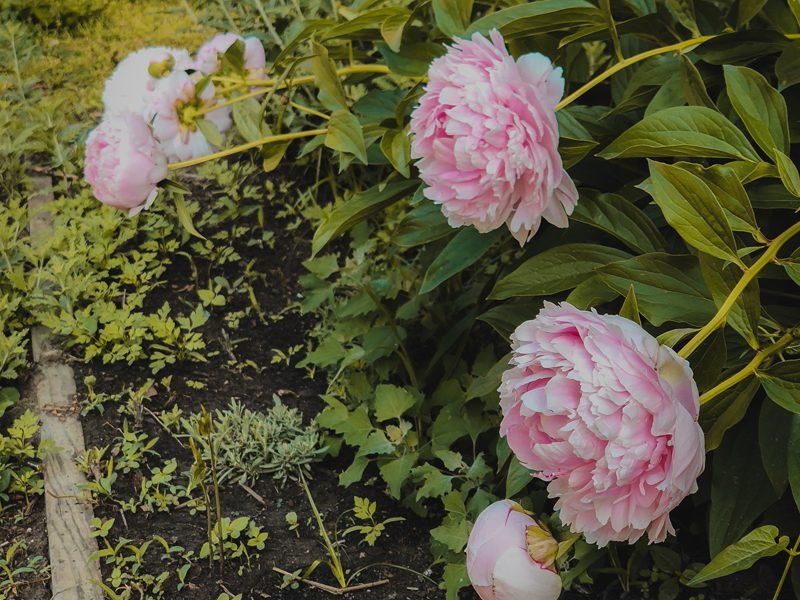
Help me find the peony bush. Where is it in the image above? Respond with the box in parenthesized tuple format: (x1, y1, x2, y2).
(82, 2, 800, 598)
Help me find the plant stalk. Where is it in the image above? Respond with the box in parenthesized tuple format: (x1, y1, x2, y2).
(168, 129, 327, 170)
(555, 35, 716, 111)
(773, 534, 800, 600)
(679, 219, 800, 360)
(699, 328, 799, 406)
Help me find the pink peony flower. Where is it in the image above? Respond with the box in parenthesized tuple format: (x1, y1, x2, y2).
(195, 33, 267, 76)
(499, 302, 705, 547)
(409, 30, 577, 245)
(466, 500, 562, 600)
(102, 47, 193, 117)
(84, 111, 168, 215)
(144, 71, 232, 162)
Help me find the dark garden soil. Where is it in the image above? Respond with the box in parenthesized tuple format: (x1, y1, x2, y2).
(67, 172, 444, 600)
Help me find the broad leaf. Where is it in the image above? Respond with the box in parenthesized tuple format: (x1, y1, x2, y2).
(600, 106, 759, 161)
(699, 255, 759, 349)
(432, 0, 473, 37)
(700, 378, 759, 452)
(724, 65, 789, 159)
(421, 228, 502, 294)
(687, 526, 789, 586)
(571, 192, 666, 254)
(759, 360, 800, 413)
(312, 179, 418, 255)
(374, 384, 416, 422)
(325, 110, 368, 164)
(465, 0, 602, 38)
(710, 417, 779, 555)
(490, 244, 630, 300)
(598, 253, 715, 326)
(649, 161, 741, 265)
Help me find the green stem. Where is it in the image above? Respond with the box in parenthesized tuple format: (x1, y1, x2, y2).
(207, 433, 225, 575)
(555, 35, 716, 111)
(773, 534, 800, 600)
(699, 328, 799, 406)
(679, 219, 800, 359)
(202, 64, 393, 117)
(167, 128, 328, 170)
(299, 470, 346, 588)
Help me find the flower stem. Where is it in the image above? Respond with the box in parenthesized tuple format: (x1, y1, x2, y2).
(167, 128, 328, 170)
(201, 64, 393, 117)
(555, 35, 716, 111)
(699, 328, 799, 406)
(773, 534, 800, 600)
(678, 219, 800, 360)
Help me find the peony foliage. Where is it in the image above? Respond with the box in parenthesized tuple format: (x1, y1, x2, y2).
(83, 0, 800, 597)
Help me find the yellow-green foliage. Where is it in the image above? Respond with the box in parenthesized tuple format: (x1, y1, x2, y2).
(38, 0, 212, 118)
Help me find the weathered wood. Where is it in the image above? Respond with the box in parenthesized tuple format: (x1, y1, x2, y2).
(28, 176, 103, 600)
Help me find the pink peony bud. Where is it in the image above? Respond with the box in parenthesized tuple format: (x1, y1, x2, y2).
(195, 33, 267, 76)
(499, 302, 706, 547)
(466, 500, 562, 600)
(144, 71, 232, 162)
(102, 47, 193, 117)
(83, 111, 168, 215)
(409, 29, 578, 245)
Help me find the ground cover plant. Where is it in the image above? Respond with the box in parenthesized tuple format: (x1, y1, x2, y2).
(4, 0, 800, 598)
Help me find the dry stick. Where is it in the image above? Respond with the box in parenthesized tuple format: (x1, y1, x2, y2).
(238, 481, 267, 506)
(271, 567, 388, 595)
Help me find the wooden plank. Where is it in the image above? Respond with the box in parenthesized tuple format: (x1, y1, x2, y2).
(28, 176, 104, 600)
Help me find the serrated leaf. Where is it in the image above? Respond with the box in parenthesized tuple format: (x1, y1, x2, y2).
(600, 106, 759, 161)
(379, 452, 418, 499)
(374, 384, 416, 422)
(724, 65, 789, 159)
(490, 244, 630, 300)
(649, 161, 741, 265)
(431, 517, 471, 552)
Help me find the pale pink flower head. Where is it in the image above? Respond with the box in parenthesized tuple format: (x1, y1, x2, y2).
(102, 46, 193, 117)
(499, 302, 705, 547)
(84, 111, 168, 215)
(144, 71, 232, 162)
(466, 500, 562, 600)
(409, 30, 577, 245)
(195, 33, 267, 76)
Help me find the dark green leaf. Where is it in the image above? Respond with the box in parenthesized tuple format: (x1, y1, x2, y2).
(393, 203, 452, 248)
(490, 244, 630, 300)
(699, 255, 760, 349)
(325, 109, 367, 164)
(380, 128, 410, 177)
(759, 400, 792, 495)
(710, 418, 779, 555)
(724, 65, 789, 158)
(571, 192, 666, 254)
(600, 106, 759, 161)
(312, 179, 418, 255)
(465, 0, 602, 38)
(619, 285, 641, 326)
(759, 360, 800, 413)
(649, 161, 741, 264)
(701, 377, 760, 452)
(598, 253, 715, 326)
(775, 150, 800, 197)
(421, 228, 502, 294)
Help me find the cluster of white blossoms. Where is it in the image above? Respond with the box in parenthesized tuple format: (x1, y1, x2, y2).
(85, 34, 266, 213)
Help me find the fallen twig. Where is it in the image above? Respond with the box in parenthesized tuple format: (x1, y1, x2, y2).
(271, 567, 388, 595)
